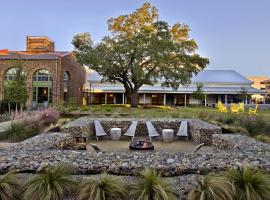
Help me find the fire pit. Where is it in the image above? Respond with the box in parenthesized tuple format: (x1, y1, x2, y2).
(129, 140, 154, 150)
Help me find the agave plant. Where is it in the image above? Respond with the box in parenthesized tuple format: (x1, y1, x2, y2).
(226, 165, 270, 200)
(131, 168, 176, 200)
(77, 172, 127, 200)
(23, 163, 76, 200)
(187, 174, 234, 200)
(0, 170, 21, 200)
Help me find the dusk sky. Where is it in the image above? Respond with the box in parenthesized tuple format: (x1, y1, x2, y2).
(1, 0, 269, 76)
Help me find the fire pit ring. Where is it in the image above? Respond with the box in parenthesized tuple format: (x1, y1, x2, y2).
(129, 140, 154, 150)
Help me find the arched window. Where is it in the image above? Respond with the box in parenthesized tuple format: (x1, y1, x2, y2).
(4, 67, 26, 81)
(33, 69, 52, 82)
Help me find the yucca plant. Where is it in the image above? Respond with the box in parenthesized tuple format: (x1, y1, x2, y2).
(77, 172, 127, 200)
(131, 168, 176, 200)
(23, 163, 76, 200)
(187, 174, 234, 200)
(0, 170, 21, 200)
(226, 166, 270, 200)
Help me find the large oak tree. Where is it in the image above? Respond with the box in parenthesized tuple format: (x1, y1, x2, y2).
(72, 2, 209, 107)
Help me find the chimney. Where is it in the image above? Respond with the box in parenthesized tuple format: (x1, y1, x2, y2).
(26, 36, 55, 52)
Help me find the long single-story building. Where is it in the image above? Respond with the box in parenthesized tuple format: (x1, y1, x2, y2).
(84, 69, 266, 106)
(0, 36, 86, 108)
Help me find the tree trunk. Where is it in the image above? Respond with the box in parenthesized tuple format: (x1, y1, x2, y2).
(15, 103, 18, 117)
(130, 90, 139, 108)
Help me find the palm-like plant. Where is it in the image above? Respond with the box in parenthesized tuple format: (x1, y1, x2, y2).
(226, 166, 270, 200)
(23, 163, 76, 200)
(0, 170, 21, 200)
(77, 173, 127, 200)
(187, 174, 234, 200)
(131, 168, 176, 200)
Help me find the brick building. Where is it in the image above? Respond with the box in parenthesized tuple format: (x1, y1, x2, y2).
(0, 36, 86, 108)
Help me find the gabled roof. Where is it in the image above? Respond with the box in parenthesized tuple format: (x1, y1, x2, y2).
(0, 51, 70, 60)
(191, 70, 253, 84)
(87, 69, 253, 85)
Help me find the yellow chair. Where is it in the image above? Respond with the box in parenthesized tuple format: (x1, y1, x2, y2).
(217, 101, 228, 113)
(238, 103, 245, 112)
(249, 104, 259, 115)
(231, 104, 239, 114)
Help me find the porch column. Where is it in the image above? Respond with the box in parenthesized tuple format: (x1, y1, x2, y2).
(143, 93, 146, 105)
(204, 94, 207, 107)
(113, 94, 116, 104)
(225, 94, 228, 105)
(163, 94, 166, 105)
(122, 93, 125, 104)
(174, 95, 176, 106)
(264, 94, 266, 104)
(105, 93, 107, 105)
(184, 94, 187, 107)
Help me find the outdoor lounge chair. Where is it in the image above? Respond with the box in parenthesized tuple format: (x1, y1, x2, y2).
(124, 121, 137, 141)
(146, 121, 159, 140)
(238, 102, 245, 112)
(231, 104, 239, 114)
(177, 121, 188, 141)
(248, 104, 259, 115)
(94, 120, 107, 141)
(217, 101, 228, 113)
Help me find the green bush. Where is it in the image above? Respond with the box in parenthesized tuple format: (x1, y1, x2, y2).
(187, 174, 233, 200)
(0, 170, 21, 200)
(78, 173, 127, 200)
(23, 163, 76, 200)
(226, 166, 270, 200)
(131, 168, 176, 200)
(256, 134, 270, 143)
(0, 122, 39, 142)
(241, 116, 268, 137)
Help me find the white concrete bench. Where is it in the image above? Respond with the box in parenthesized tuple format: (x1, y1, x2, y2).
(110, 128, 121, 141)
(162, 129, 174, 142)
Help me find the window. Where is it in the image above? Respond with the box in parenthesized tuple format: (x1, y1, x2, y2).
(33, 69, 52, 82)
(4, 67, 26, 81)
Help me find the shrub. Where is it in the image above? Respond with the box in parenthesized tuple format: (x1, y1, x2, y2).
(23, 163, 76, 200)
(187, 174, 233, 200)
(131, 168, 176, 200)
(40, 108, 60, 125)
(226, 166, 270, 200)
(0, 122, 39, 142)
(256, 134, 270, 143)
(240, 116, 268, 137)
(77, 173, 127, 200)
(0, 170, 21, 200)
(221, 114, 237, 125)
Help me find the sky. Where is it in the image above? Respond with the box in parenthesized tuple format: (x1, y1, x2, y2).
(0, 0, 270, 77)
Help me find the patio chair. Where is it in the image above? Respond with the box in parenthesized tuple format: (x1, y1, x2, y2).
(248, 104, 259, 115)
(94, 120, 107, 141)
(238, 102, 245, 112)
(176, 121, 188, 141)
(124, 121, 137, 141)
(146, 121, 159, 140)
(231, 104, 239, 114)
(217, 101, 228, 113)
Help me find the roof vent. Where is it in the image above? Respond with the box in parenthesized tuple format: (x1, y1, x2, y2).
(26, 36, 55, 52)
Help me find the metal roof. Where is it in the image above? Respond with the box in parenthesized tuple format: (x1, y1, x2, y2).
(87, 69, 253, 85)
(89, 84, 264, 94)
(191, 70, 253, 84)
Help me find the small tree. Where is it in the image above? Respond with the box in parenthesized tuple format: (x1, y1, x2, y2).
(192, 83, 205, 106)
(73, 2, 209, 108)
(3, 60, 28, 115)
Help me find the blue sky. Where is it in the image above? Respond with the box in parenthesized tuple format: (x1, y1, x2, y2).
(1, 0, 270, 76)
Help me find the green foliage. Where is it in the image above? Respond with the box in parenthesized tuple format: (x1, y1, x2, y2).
(78, 173, 127, 200)
(131, 168, 176, 200)
(0, 122, 39, 142)
(0, 170, 21, 200)
(226, 166, 270, 200)
(3, 61, 28, 108)
(192, 83, 205, 105)
(187, 175, 234, 200)
(23, 163, 76, 200)
(73, 2, 209, 107)
(256, 134, 270, 143)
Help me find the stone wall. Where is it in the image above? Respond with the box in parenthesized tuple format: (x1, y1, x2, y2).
(61, 117, 222, 144)
(189, 120, 222, 145)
